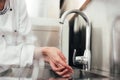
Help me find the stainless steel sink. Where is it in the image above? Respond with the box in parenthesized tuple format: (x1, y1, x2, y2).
(37, 67, 110, 80)
(72, 68, 109, 79)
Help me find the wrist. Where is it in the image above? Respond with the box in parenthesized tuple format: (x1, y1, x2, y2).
(40, 47, 49, 56)
(39, 47, 50, 63)
(34, 47, 48, 58)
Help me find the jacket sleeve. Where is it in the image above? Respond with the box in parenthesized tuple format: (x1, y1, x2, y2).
(0, 40, 35, 67)
(15, 0, 36, 67)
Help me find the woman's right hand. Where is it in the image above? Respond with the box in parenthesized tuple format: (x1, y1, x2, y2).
(34, 47, 73, 78)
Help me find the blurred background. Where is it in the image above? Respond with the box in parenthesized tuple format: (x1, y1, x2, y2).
(25, 0, 120, 73)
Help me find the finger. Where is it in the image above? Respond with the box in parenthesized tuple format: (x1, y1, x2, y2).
(55, 68, 69, 76)
(50, 59, 73, 77)
(58, 51, 67, 62)
(62, 70, 73, 78)
(56, 59, 73, 73)
(56, 60, 73, 73)
(62, 74, 71, 78)
(49, 60, 65, 71)
(56, 70, 72, 78)
(48, 52, 73, 73)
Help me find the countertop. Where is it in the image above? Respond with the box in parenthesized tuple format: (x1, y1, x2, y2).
(0, 66, 120, 80)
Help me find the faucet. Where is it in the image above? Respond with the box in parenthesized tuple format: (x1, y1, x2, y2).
(59, 9, 91, 71)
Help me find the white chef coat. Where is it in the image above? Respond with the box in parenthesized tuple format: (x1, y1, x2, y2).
(0, 0, 36, 68)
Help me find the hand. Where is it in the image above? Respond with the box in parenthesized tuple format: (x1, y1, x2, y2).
(34, 47, 73, 78)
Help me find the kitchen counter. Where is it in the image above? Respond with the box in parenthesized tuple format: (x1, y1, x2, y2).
(0, 66, 120, 80)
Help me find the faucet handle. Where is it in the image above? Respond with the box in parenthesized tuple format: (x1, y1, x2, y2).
(76, 56, 88, 64)
(72, 49, 91, 71)
(75, 56, 88, 71)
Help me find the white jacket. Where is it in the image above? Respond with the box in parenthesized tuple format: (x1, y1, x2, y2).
(0, 0, 35, 68)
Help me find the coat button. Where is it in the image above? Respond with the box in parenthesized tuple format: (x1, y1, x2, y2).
(10, 8, 12, 11)
(2, 35, 5, 37)
(14, 30, 17, 32)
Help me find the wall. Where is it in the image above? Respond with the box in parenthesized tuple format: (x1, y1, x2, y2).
(25, 0, 60, 18)
(25, 0, 70, 62)
(31, 18, 69, 62)
(61, 0, 86, 20)
(83, 0, 120, 71)
(61, 0, 86, 11)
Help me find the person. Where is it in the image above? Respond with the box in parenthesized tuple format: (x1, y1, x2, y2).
(0, 0, 73, 78)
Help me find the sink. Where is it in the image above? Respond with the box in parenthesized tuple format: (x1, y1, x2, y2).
(36, 67, 110, 80)
(72, 68, 109, 79)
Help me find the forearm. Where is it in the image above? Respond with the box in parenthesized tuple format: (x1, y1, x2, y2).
(34, 47, 67, 64)
(34, 47, 54, 63)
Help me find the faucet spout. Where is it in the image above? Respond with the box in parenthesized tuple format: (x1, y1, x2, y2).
(60, 9, 90, 25)
(60, 9, 91, 70)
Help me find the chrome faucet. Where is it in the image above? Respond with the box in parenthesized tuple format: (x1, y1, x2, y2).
(60, 9, 91, 71)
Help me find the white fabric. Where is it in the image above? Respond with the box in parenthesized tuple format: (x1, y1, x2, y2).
(0, 77, 32, 80)
(0, 0, 36, 69)
(25, 0, 60, 18)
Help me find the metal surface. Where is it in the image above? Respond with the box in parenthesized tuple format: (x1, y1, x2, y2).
(72, 68, 108, 79)
(111, 16, 120, 74)
(0, 67, 118, 80)
(36, 67, 109, 80)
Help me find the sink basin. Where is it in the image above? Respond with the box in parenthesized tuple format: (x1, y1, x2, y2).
(72, 69, 109, 79)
